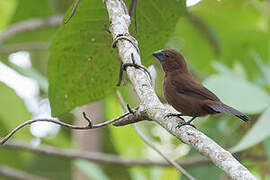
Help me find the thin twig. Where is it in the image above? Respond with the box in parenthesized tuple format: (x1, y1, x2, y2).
(2, 140, 213, 167)
(116, 90, 127, 110)
(128, 0, 135, 16)
(0, 166, 48, 180)
(134, 0, 138, 34)
(2, 140, 266, 168)
(64, 0, 81, 24)
(133, 124, 196, 180)
(0, 42, 49, 53)
(104, 24, 111, 33)
(117, 53, 152, 86)
(0, 112, 130, 145)
(128, 0, 138, 34)
(116, 62, 124, 86)
(0, 15, 62, 44)
(116, 90, 196, 180)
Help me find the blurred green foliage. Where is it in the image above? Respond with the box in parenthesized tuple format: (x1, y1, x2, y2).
(0, 0, 270, 179)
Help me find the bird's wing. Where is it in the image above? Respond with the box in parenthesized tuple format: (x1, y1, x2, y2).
(172, 75, 220, 101)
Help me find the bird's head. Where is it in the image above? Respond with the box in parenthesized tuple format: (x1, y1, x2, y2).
(152, 49, 188, 73)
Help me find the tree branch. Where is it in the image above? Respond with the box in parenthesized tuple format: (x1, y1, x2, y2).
(0, 166, 48, 180)
(0, 112, 135, 145)
(2, 140, 210, 167)
(116, 91, 195, 180)
(2, 140, 266, 168)
(0, 15, 63, 44)
(105, 0, 257, 179)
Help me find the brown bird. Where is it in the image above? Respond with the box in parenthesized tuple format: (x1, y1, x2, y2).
(152, 49, 248, 128)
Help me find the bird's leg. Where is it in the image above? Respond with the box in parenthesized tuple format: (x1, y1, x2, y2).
(166, 113, 185, 120)
(176, 116, 197, 129)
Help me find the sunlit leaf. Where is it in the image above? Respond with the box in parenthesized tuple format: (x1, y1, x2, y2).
(74, 160, 109, 180)
(212, 61, 234, 76)
(160, 168, 179, 180)
(203, 75, 270, 114)
(0, 0, 17, 29)
(231, 106, 270, 152)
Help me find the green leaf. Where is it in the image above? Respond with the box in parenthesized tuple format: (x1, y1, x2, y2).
(159, 168, 179, 180)
(182, 164, 221, 180)
(49, 0, 116, 117)
(74, 160, 109, 180)
(130, 0, 186, 65)
(203, 75, 270, 114)
(0, 0, 17, 29)
(231, 106, 270, 152)
(49, 0, 186, 116)
(0, 82, 32, 141)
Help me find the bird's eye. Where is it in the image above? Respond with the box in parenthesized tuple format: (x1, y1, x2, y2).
(165, 53, 170, 58)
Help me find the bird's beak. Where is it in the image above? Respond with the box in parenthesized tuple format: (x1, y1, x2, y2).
(152, 49, 164, 61)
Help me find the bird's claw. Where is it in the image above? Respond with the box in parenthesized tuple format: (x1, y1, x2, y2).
(176, 122, 196, 129)
(166, 113, 184, 120)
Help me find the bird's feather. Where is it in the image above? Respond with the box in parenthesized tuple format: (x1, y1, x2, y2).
(172, 74, 220, 101)
(207, 103, 249, 122)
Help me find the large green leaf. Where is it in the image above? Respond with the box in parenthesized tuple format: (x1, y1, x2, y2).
(203, 74, 270, 114)
(48, 0, 186, 116)
(231, 106, 270, 152)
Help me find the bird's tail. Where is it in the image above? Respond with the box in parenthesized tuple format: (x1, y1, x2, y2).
(207, 103, 249, 122)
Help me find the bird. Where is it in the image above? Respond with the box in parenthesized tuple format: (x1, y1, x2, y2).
(152, 49, 249, 128)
